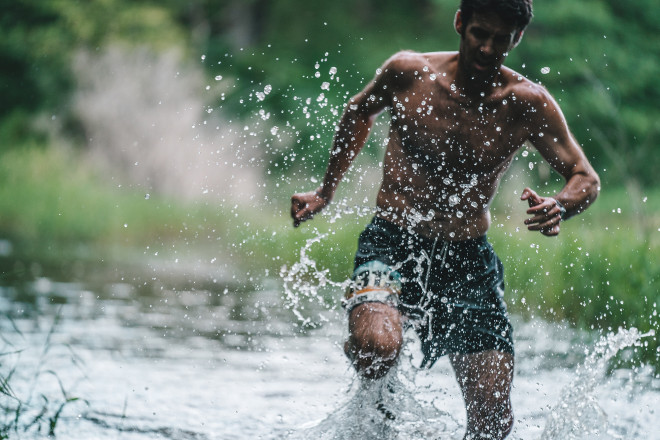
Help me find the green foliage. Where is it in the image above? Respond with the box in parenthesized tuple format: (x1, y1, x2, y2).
(3, 0, 659, 183)
(184, 0, 660, 185)
(0, 0, 187, 147)
(510, 0, 660, 186)
(490, 218, 660, 367)
(0, 146, 233, 262)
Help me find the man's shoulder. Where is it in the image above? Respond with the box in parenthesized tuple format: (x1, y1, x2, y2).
(500, 66, 555, 106)
(384, 50, 456, 72)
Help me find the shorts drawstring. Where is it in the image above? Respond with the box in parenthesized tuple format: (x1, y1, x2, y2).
(419, 238, 449, 345)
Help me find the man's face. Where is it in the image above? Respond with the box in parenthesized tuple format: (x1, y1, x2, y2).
(456, 11, 520, 80)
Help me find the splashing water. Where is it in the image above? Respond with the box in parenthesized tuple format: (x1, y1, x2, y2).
(280, 233, 348, 325)
(282, 325, 654, 440)
(280, 201, 379, 324)
(280, 201, 438, 327)
(541, 327, 655, 440)
(286, 351, 462, 440)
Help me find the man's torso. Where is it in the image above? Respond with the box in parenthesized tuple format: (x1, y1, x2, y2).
(375, 51, 535, 240)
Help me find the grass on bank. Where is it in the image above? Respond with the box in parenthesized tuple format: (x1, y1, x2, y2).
(0, 145, 239, 277)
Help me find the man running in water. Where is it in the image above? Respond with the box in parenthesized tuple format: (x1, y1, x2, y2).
(290, 0, 599, 438)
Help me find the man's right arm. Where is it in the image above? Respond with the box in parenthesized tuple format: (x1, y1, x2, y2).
(291, 54, 407, 227)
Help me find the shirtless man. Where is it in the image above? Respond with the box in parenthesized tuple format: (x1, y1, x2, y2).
(290, 0, 600, 438)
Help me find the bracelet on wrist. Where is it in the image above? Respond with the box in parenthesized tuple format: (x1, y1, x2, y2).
(555, 199, 567, 221)
(315, 190, 330, 202)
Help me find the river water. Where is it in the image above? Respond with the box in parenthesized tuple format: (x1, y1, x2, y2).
(1, 257, 658, 440)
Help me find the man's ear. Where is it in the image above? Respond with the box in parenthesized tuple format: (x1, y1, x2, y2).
(454, 10, 463, 35)
(511, 30, 524, 49)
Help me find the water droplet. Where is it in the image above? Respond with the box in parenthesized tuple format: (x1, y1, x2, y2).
(541, 66, 551, 74)
(522, 150, 529, 157)
(214, 75, 223, 81)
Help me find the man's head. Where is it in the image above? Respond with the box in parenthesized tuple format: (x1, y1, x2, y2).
(454, 0, 532, 82)
(459, 0, 533, 35)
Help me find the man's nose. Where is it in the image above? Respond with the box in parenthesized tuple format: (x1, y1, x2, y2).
(480, 39, 494, 56)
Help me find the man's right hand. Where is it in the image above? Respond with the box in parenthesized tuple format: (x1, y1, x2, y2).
(290, 190, 330, 227)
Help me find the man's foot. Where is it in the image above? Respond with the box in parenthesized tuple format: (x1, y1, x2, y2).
(375, 377, 398, 420)
(376, 402, 396, 420)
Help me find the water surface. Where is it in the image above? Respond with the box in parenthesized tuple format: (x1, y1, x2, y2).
(1, 261, 658, 439)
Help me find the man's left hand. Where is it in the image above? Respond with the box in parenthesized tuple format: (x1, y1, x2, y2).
(520, 187, 563, 236)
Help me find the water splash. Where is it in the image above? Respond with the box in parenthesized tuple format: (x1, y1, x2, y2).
(286, 366, 461, 440)
(541, 327, 655, 439)
(280, 233, 348, 325)
(280, 201, 436, 326)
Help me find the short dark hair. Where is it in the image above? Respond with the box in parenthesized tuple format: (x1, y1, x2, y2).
(460, 0, 533, 31)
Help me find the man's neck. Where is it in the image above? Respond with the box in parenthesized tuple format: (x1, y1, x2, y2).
(453, 60, 503, 100)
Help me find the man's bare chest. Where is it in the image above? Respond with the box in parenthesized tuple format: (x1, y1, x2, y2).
(389, 92, 522, 173)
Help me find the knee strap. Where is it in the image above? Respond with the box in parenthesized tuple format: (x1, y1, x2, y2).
(343, 261, 402, 313)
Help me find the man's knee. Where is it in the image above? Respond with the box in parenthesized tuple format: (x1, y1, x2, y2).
(345, 302, 403, 379)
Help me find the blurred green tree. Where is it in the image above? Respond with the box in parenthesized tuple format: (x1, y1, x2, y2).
(2, 0, 659, 185)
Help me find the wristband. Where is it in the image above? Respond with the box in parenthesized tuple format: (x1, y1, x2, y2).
(315, 190, 330, 202)
(555, 199, 567, 221)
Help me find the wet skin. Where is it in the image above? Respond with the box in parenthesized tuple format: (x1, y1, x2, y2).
(291, 9, 599, 440)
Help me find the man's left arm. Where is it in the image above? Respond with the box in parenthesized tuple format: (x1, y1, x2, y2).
(522, 88, 601, 236)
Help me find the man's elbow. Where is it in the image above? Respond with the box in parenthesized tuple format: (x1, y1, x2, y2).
(580, 170, 600, 210)
(588, 170, 601, 201)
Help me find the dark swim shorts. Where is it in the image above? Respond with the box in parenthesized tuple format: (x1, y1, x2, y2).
(353, 216, 514, 368)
